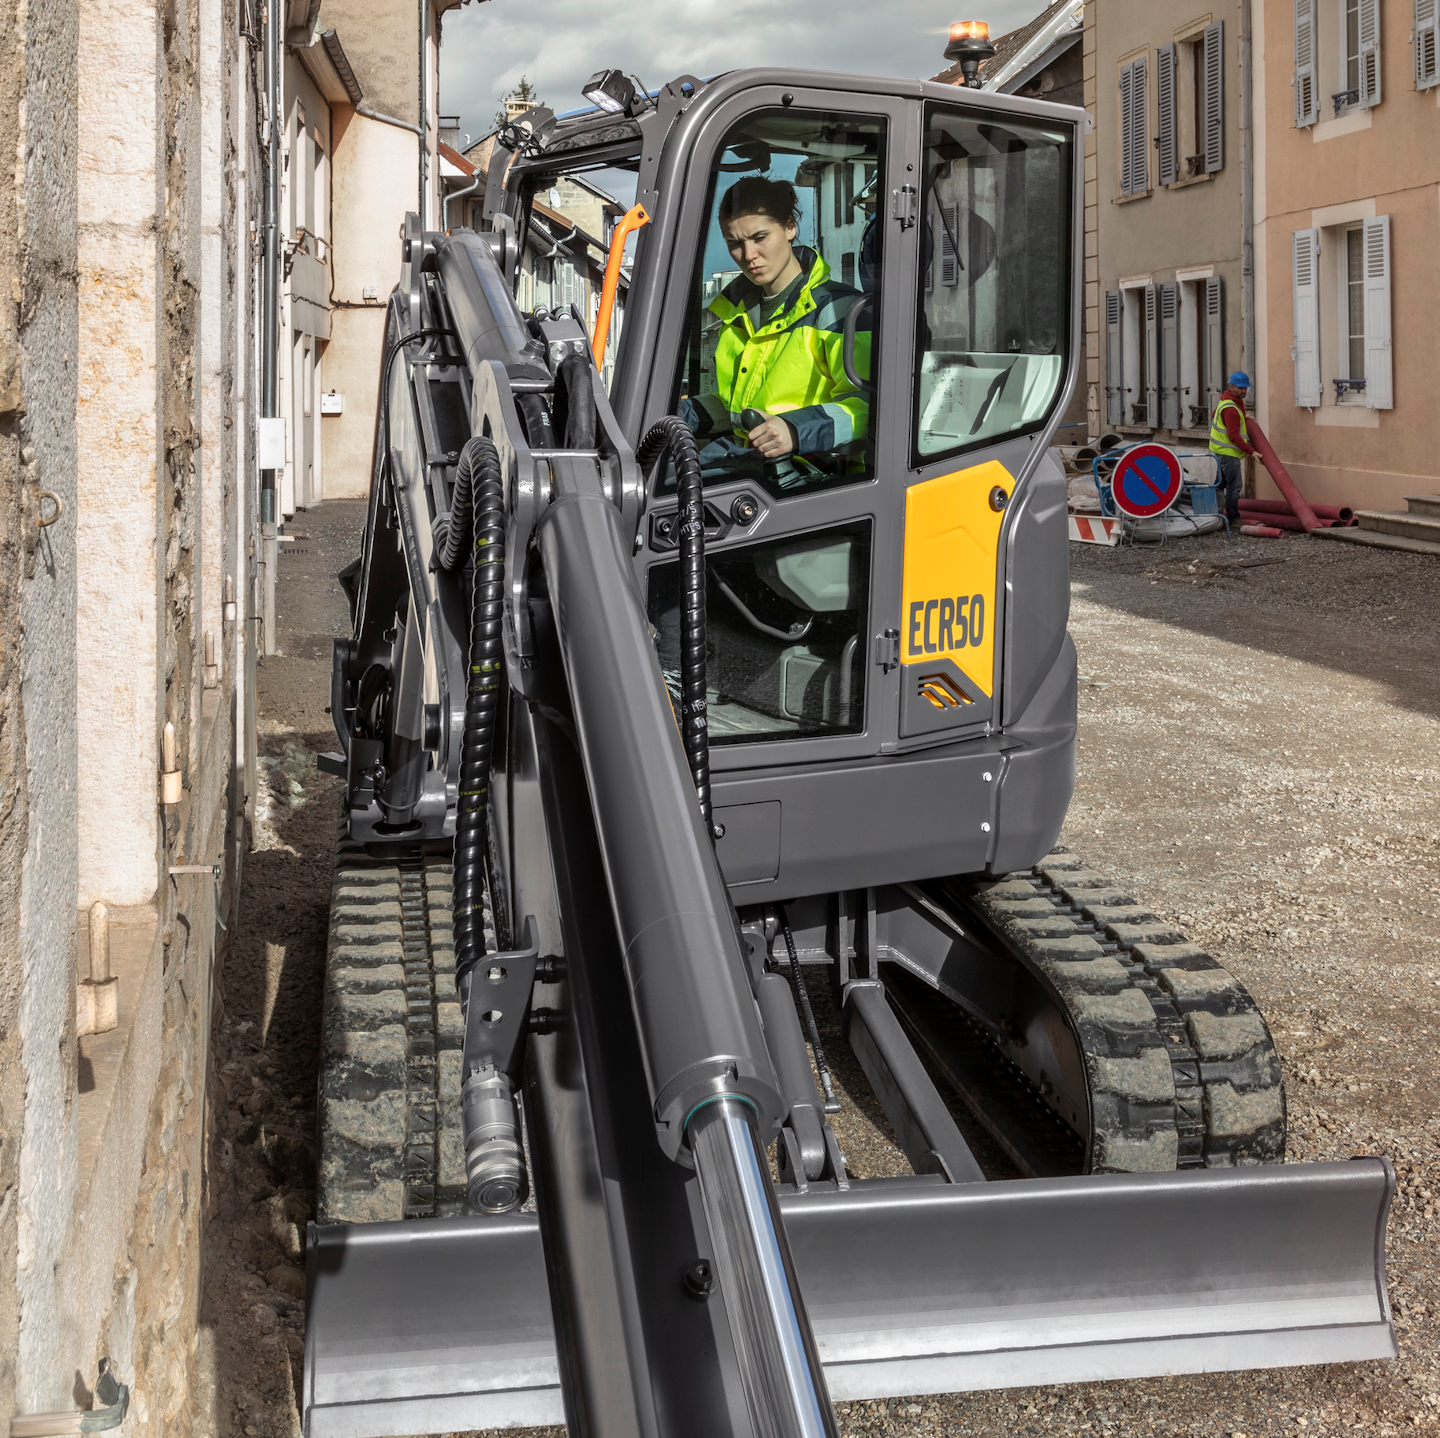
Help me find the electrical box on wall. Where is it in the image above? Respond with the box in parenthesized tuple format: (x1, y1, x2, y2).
(257, 416, 287, 469)
(320, 391, 343, 415)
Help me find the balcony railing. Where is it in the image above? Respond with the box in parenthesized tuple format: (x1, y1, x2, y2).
(1332, 87, 1359, 115)
(1333, 377, 1366, 398)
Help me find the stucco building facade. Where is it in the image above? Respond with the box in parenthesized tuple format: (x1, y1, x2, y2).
(1084, 0, 1250, 450)
(1251, 0, 1439, 510)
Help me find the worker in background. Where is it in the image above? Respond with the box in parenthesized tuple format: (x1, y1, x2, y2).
(683, 176, 869, 484)
(1209, 371, 1258, 526)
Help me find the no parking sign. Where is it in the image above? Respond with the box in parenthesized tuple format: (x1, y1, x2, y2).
(1109, 444, 1183, 519)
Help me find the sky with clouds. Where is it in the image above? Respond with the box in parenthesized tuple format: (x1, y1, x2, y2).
(438, 0, 1049, 145)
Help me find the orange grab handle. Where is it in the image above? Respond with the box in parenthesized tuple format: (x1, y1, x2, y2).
(592, 202, 650, 366)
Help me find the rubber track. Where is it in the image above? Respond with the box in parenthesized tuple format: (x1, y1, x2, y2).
(317, 825, 483, 1223)
(957, 846, 1285, 1173)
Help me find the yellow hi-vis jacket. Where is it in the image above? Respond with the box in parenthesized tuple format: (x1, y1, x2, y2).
(1209, 395, 1252, 459)
(688, 247, 871, 456)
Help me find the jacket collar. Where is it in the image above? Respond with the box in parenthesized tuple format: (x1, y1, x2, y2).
(710, 246, 829, 333)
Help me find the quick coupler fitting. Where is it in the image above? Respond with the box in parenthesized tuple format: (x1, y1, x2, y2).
(460, 1062, 529, 1214)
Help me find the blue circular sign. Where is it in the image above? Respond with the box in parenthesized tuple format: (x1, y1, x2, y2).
(1110, 444, 1183, 519)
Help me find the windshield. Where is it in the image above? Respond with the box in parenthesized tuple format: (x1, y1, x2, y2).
(665, 108, 886, 498)
(914, 108, 1072, 464)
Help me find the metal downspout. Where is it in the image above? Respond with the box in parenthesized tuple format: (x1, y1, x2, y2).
(1240, 0, 1256, 379)
(260, 0, 281, 654)
(443, 170, 484, 232)
(418, 0, 428, 221)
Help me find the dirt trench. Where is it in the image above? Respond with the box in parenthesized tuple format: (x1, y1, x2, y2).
(198, 510, 1439, 1437)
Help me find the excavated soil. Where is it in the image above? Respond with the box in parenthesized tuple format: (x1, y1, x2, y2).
(199, 510, 1439, 1437)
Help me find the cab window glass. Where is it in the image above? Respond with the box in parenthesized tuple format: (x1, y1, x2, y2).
(668, 110, 886, 498)
(915, 110, 1070, 463)
(647, 522, 871, 744)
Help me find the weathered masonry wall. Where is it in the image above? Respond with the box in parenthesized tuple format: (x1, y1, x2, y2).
(0, 0, 81, 1420)
(0, 0, 261, 1428)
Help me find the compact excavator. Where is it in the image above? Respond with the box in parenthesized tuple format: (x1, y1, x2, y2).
(303, 65, 1396, 1438)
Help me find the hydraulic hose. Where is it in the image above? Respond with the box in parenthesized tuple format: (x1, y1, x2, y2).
(444, 434, 506, 982)
(637, 415, 710, 827)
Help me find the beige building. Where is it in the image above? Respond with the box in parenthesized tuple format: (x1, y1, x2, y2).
(1084, 1, 1249, 449)
(284, 0, 470, 524)
(1252, 0, 1439, 510)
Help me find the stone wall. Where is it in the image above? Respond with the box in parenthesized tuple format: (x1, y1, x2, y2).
(0, 0, 261, 1426)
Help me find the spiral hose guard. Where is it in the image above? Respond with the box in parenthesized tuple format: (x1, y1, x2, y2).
(637, 416, 710, 828)
(440, 434, 506, 979)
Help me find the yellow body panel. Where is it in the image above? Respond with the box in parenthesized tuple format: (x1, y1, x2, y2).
(900, 460, 1013, 698)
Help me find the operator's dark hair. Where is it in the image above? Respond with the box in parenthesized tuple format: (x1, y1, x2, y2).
(718, 175, 801, 229)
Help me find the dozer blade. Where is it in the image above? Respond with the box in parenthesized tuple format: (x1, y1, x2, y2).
(303, 1159, 1395, 1437)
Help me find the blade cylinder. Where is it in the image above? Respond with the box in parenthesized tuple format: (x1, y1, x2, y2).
(689, 1099, 838, 1438)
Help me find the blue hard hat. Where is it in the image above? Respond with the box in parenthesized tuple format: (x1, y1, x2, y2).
(1229, 371, 1251, 387)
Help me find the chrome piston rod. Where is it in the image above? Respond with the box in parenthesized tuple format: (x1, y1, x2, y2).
(689, 1099, 839, 1438)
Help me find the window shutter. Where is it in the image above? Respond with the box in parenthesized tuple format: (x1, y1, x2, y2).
(941, 204, 959, 286)
(1291, 228, 1321, 407)
(1362, 215, 1392, 409)
(1144, 285, 1160, 426)
(1203, 275, 1225, 416)
(1203, 22, 1225, 172)
(1160, 283, 1181, 429)
(925, 216, 934, 293)
(1131, 57, 1149, 193)
(1357, 0, 1381, 106)
(1105, 289, 1124, 426)
(1294, 0, 1319, 127)
(1119, 64, 1134, 194)
(1157, 46, 1178, 186)
(1418, 0, 1440, 89)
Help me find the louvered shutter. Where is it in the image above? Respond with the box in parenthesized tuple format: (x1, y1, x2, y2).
(1119, 64, 1135, 195)
(1105, 290, 1123, 426)
(1144, 286, 1160, 426)
(925, 215, 934, 293)
(1157, 46, 1178, 186)
(1203, 22, 1225, 172)
(1294, 0, 1319, 127)
(1131, 57, 1149, 193)
(1160, 283, 1181, 429)
(1291, 228, 1321, 407)
(1358, 0, 1381, 106)
(941, 205, 959, 286)
(1203, 275, 1225, 416)
(1362, 215, 1392, 409)
(1418, 0, 1440, 89)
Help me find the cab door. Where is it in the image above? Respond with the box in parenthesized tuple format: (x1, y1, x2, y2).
(628, 79, 917, 772)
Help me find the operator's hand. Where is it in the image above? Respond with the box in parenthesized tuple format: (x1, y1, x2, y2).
(746, 411, 795, 460)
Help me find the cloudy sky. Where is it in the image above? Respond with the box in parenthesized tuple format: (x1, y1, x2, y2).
(438, 0, 1049, 144)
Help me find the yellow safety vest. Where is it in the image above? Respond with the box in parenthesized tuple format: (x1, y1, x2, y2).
(1209, 397, 1250, 458)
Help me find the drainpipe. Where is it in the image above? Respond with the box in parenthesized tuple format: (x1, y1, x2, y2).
(1239, 0, 1256, 381)
(356, 103, 423, 136)
(442, 169, 484, 231)
(261, 0, 281, 654)
(418, 0, 428, 221)
(1239, 0, 1258, 501)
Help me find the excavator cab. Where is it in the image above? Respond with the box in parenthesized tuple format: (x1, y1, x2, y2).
(307, 68, 1395, 1438)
